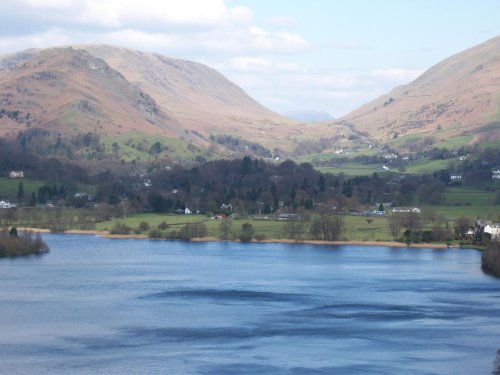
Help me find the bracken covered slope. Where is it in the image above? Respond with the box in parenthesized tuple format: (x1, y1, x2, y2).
(0, 45, 340, 153)
(335, 36, 500, 146)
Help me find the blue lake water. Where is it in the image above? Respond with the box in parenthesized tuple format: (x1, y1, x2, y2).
(1, 234, 499, 374)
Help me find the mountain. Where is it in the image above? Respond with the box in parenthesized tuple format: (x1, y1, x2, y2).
(0, 47, 188, 140)
(335, 36, 500, 149)
(0, 45, 340, 156)
(283, 110, 334, 123)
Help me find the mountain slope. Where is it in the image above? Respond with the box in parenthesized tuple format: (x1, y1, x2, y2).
(0, 45, 341, 155)
(0, 47, 194, 141)
(335, 36, 500, 147)
(82, 45, 340, 151)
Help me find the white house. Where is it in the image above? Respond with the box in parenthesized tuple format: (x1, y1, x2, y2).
(184, 207, 191, 215)
(8, 171, 24, 179)
(0, 200, 13, 209)
(450, 175, 462, 181)
(382, 165, 390, 171)
(492, 170, 500, 180)
(484, 224, 500, 240)
(392, 207, 421, 214)
(220, 203, 233, 211)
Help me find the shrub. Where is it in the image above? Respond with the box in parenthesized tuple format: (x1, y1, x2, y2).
(110, 222, 131, 235)
(148, 228, 162, 239)
(239, 223, 255, 242)
(0, 229, 49, 257)
(157, 221, 169, 230)
(254, 233, 266, 242)
(178, 222, 207, 241)
(139, 221, 150, 231)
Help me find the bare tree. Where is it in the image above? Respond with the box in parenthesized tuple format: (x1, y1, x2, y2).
(309, 214, 343, 241)
(388, 212, 405, 240)
(219, 219, 233, 240)
(283, 218, 308, 241)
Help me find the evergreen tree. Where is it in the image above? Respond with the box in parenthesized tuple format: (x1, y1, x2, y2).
(17, 182, 24, 201)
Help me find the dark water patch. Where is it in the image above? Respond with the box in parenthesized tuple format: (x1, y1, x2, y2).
(378, 281, 500, 295)
(65, 324, 372, 351)
(202, 363, 393, 375)
(287, 302, 461, 321)
(492, 349, 500, 375)
(142, 288, 305, 303)
(202, 363, 289, 375)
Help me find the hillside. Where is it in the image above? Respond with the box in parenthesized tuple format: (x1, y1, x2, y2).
(335, 36, 500, 150)
(0, 45, 341, 157)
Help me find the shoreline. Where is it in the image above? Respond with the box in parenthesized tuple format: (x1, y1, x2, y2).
(15, 227, 464, 249)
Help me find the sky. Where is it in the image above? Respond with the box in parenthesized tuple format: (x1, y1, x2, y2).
(0, 0, 499, 118)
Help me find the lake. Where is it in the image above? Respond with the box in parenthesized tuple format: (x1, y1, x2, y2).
(1, 234, 499, 374)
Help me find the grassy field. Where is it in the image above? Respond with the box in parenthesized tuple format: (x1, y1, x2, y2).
(434, 135, 474, 149)
(317, 163, 386, 176)
(403, 158, 450, 174)
(96, 213, 209, 231)
(426, 205, 499, 220)
(295, 148, 378, 164)
(100, 133, 208, 162)
(445, 186, 498, 206)
(96, 213, 396, 241)
(0, 178, 45, 200)
(342, 216, 392, 241)
(479, 139, 500, 150)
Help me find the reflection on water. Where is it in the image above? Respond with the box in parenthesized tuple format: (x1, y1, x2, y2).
(0, 235, 499, 375)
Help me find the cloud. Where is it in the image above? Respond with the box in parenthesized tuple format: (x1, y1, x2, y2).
(0, 28, 73, 52)
(230, 57, 271, 71)
(218, 64, 424, 117)
(24, 0, 73, 9)
(1, 1, 309, 56)
(19, 0, 250, 29)
(371, 68, 424, 82)
(248, 27, 309, 53)
(267, 16, 298, 28)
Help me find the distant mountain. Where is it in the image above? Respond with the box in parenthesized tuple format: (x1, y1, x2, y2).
(335, 36, 500, 148)
(0, 45, 341, 156)
(284, 110, 334, 123)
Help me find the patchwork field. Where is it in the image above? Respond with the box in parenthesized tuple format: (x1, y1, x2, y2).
(0, 178, 45, 200)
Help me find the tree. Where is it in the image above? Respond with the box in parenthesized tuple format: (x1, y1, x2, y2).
(17, 182, 24, 201)
(318, 175, 326, 192)
(402, 212, 423, 243)
(454, 216, 472, 240)
(9, 227, 18, 238)
(309, 214, 343, 241)
(219, 219, 233, 240)
(378, 203, 384, 211)
(179, 222, 207, 241)
(29, 192, 36, 206)
(239, 223, 255, 242)
(149, 142, 163, 155)
(283, 217, 308, 241)
(388, 212, 405, 240)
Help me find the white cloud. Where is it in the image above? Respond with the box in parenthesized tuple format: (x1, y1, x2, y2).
(371, 68, 424, 82)
(230, 57, 271, 71)
(267, 16, 298, 28)
(0, 28, 73, 53)
(248, 27, 309, 53)
(20, 0, 251, 29)
(23, 0, 73, 9)
(218, 64, 424, 117)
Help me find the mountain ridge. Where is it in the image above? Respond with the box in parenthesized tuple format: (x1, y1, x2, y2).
(335, 35, 500, 148)
(0, 45, 343, 156)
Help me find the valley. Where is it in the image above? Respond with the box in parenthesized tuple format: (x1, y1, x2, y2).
(0, 37, 499, 252)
